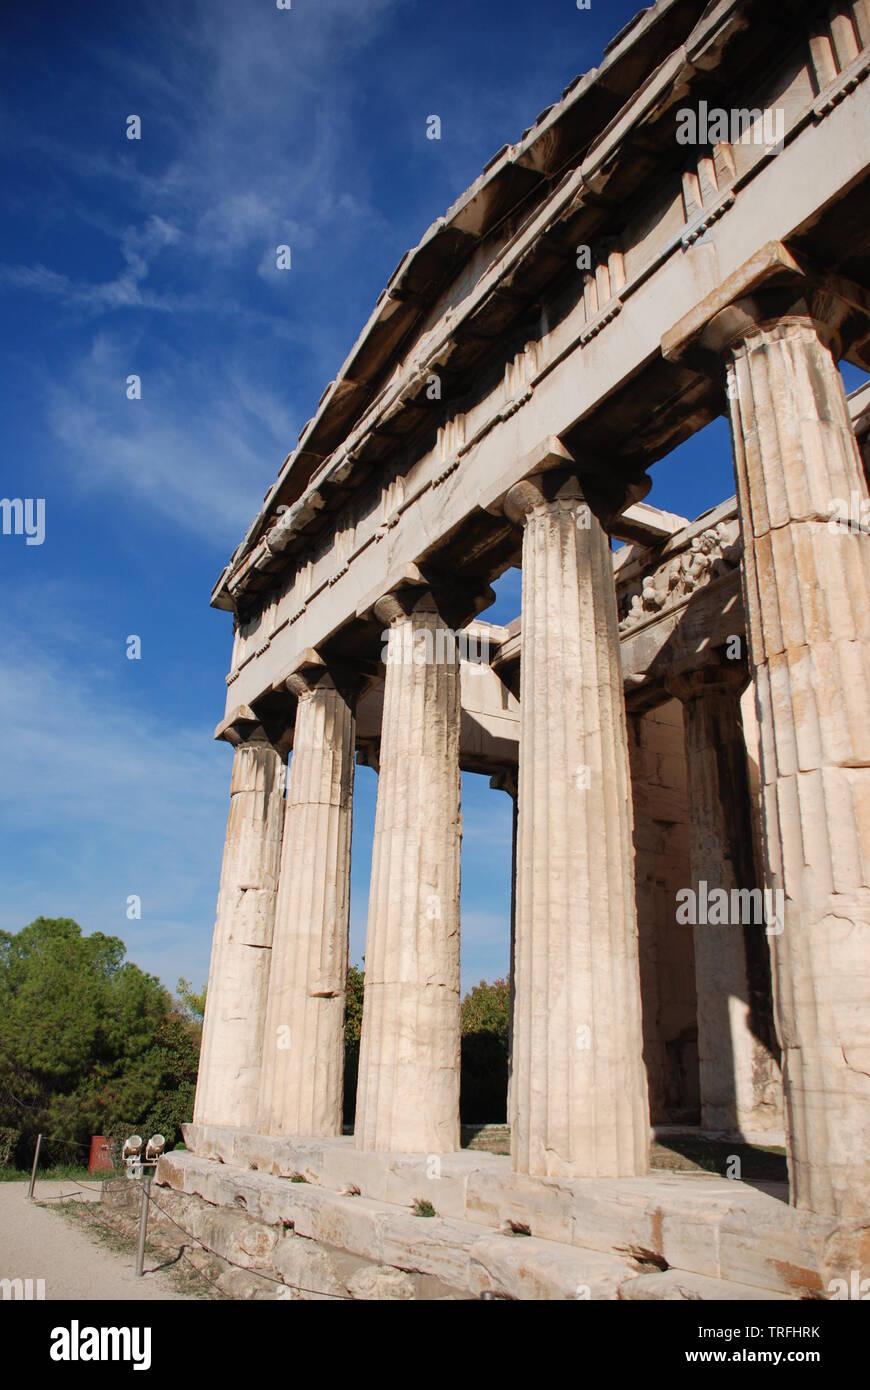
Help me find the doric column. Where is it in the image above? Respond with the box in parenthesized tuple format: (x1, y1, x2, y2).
(506, 472, 649, 1178)
(257, 662, 355, 1138)
(490, 766, 518, 1125)
(194, 709, 285, 1129)
(354, 590, 462, 1153)
(669, 665, 782, 1136)
(711, 296, 870, 1216)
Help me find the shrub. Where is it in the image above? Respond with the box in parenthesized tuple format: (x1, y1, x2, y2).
(0, 1127, 20, 1168)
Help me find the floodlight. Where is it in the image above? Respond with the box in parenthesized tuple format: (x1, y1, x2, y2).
(146, 1134, 166, 1160)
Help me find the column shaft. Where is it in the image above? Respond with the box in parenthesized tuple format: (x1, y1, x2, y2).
(257, 682, 355, 1137)
(194, 739, 285, 1128)
(354, 596, 462, 1153)
(725, 311, 870, 1215)
(509, 474, 649, 1178)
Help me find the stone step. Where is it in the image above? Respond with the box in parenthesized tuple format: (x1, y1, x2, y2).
(176, 1124, 866, 1298)
(155, 1151, 665, 1299)
(159, 1150, 794, 1300)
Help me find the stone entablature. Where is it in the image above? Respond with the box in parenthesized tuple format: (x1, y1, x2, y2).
(216, 0, 870, 624)
(221, 242, 870, 724)
(222, 488, 783, 760)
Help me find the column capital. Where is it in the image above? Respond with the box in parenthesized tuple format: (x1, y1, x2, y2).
(285, 654, 353, 705)
(373, 584, 437, 627)
(484, 434, 650, 534)
(489, 765, 518, 800)
(700, 293, 843, 360)
(214, 704, 274, 749)
(277, 647, 366, 713)
(662, 240, 870, 372)
(372, 571, 495, 635)
(504, 464, 650, 534)
(282, 647, 329, 698)
(504, 469, 586, 526)
(356, 741, 380, 774)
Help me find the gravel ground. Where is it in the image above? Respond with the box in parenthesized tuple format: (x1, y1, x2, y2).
(0, 1181, 197, 1300)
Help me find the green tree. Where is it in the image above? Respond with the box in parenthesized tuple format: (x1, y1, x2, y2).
(461, 978, 510, 1038)
(0, 917, 199, 1166)
(176, 977, 207, 1024)
(460, 978, 510, 1124)
(342, 963, 365, 1126)
(139, 1008, 201, 1144)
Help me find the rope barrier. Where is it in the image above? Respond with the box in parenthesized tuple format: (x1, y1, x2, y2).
(34, 1183, 106, 1202)
(142, 1185, 354, 1301)
(32, 1134, 95, 1154)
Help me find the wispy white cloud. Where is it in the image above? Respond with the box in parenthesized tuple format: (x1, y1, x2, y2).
(0, 0, 404, 546)
(43, 330, 297, 543)
(4, 0, 397, 290)
(0, 215, 182, 312)
(0, 586, 229, 988)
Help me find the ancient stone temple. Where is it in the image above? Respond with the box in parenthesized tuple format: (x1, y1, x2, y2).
(160, 0, 870, 1299)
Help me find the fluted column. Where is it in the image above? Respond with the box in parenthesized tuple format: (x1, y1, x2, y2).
(507, 472, 649, 1178)
(257, 672, 355, 1137)
(670, 666, 782, 1136)
(354, 591, 462, 1153)
(713, 298, 870, 1216)
(194, 714, 285, 1129)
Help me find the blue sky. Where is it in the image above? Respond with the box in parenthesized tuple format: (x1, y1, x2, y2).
(1, 0, 866, 999)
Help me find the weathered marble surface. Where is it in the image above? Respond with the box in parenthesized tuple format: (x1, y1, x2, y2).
(194, 733, 285, 1129)
(505, 474, 649, 1179)
(354, 593, 462, 1154)
(257, 677, 355, 1138)
(170, 1131, 869, 1299)
(720, 306, 870, 1217)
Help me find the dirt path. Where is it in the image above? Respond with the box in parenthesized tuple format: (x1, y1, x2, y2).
(0, 1181, 199, 1300)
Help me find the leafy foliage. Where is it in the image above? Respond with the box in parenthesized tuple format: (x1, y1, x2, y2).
(460, 978, 510, 1124)
(342, 963, 365, 1126)
(0, 917, 201, 1167)
(460, 978, 510, 1039)
(0, 1127, 19, 1167)
(176, 977, 207, 1023)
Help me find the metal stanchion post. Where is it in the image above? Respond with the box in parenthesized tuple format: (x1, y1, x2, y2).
(28, 1134, 42, 1200)
(135, 1173, 152, 1277)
